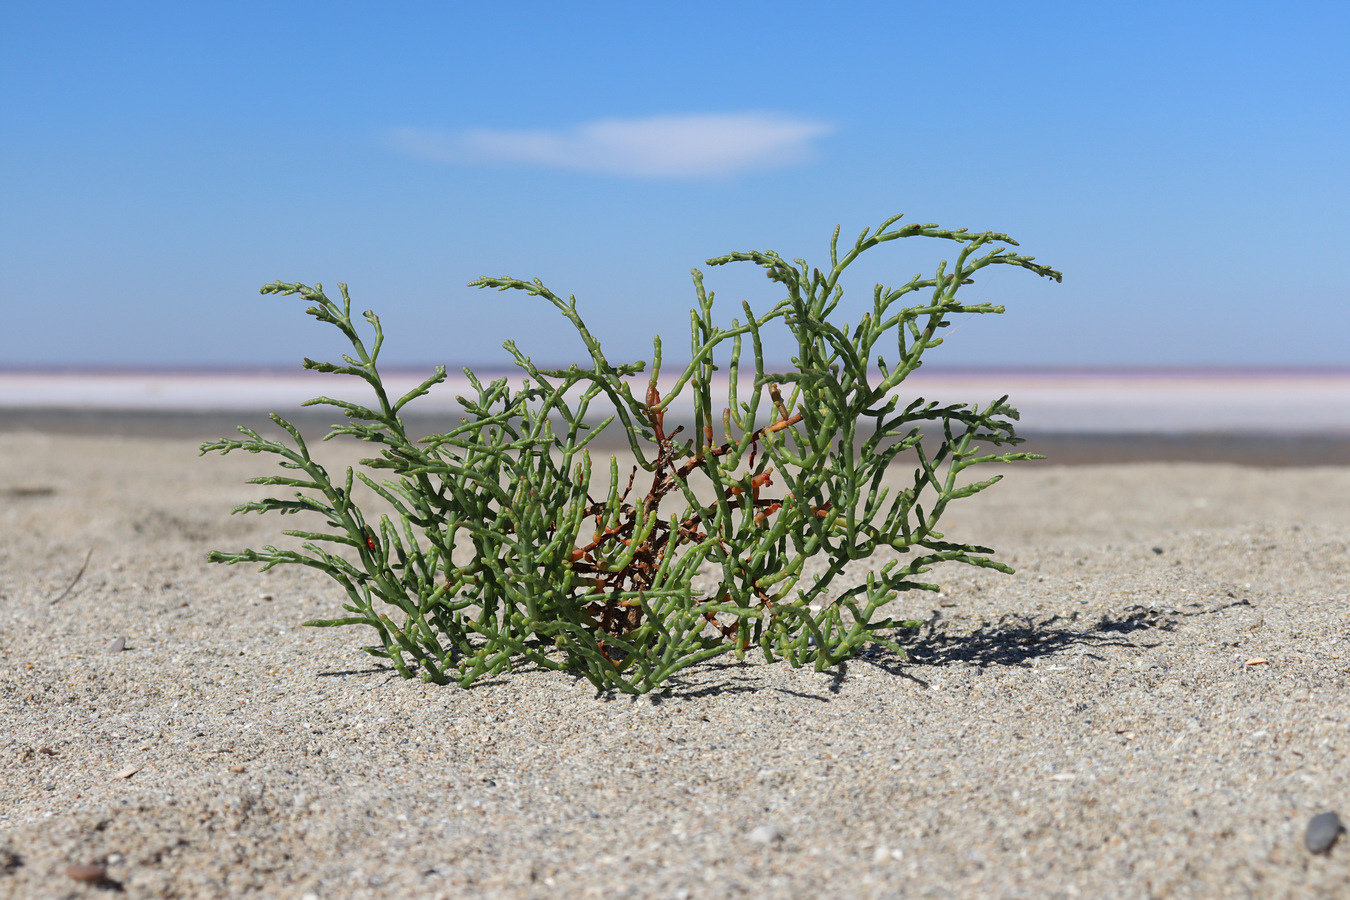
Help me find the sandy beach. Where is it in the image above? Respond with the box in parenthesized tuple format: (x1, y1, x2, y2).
(2, 425, 1348, 898)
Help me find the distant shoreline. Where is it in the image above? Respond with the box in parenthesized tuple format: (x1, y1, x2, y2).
(4, 368, 1350, 437)
(3, 408, 1348, 467)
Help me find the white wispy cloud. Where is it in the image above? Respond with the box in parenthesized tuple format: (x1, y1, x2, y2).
(387, 113, 834, 179)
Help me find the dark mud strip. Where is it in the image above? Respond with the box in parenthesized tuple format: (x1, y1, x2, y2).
(5, 407, 1349, 467)
(1018, 431, 1350, 467)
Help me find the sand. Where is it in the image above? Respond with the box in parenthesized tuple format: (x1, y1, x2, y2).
(1, 428, 1348, 898)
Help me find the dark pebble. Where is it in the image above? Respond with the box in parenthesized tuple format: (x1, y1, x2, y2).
(1151, 547, 1164, 555)
(1306, 811, 1344, 853)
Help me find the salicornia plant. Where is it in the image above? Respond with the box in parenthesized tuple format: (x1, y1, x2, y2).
(202, 214, 1061, 694)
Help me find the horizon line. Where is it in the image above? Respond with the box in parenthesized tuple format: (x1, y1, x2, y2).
(5, 363, 1350, 378)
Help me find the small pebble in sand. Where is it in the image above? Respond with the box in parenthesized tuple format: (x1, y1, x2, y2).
(104, 637, 126, 653)
(65, 864, 108, 883)
(1306, 811, 1343, 854)
(747, 824, 782, 844)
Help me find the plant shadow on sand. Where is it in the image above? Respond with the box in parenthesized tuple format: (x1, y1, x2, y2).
(629, 603, 1203, 700)
(308, 600, 1251, 700)
(684, 598, 1252, 699)
(870, 597, 1254, 683)
(898, 604, 1180, 668)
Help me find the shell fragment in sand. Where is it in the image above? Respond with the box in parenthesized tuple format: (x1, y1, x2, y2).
(65, 864, 108, 883)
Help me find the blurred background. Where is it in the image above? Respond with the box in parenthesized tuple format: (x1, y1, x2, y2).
(2, 0, 1347, 452)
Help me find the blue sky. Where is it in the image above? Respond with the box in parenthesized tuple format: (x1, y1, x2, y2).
(2, 1, 1347, 370)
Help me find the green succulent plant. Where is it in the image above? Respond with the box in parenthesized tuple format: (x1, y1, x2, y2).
(202, 214, 1061, 694)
